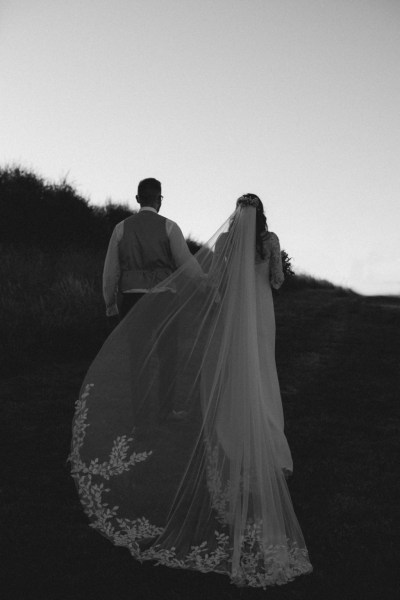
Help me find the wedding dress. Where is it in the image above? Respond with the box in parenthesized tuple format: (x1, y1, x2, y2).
(69, 197, 312, 588)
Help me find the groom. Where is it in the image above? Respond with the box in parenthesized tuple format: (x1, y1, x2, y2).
(102, 177, 195, 420)
(103, 177, 195, 319)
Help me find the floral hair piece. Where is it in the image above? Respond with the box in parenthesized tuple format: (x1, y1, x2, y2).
(236, 194, 261, 209)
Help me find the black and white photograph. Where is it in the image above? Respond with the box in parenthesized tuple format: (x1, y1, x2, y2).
(1, 1, 399, 599)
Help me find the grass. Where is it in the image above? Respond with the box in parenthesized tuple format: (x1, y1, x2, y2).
(0, 245, 345, 375)
(0, 246, 108, 374)
(281, 272, 353, 294)
(1, 248, 400, 599)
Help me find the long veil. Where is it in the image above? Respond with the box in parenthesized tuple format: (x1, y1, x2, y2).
(69, 203, 312, 587)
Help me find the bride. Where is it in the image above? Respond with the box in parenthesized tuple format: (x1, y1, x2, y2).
(69, 193, 313, 588)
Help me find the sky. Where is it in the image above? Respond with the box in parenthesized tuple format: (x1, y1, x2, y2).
(1, 0, 399, 295)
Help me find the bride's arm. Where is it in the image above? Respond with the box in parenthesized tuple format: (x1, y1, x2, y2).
(269, 233, 285, 289)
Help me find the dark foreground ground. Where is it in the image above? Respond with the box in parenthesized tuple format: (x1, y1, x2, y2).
(2, 289, 399, 600)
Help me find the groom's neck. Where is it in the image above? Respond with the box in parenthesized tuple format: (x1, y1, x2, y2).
(139, 203, 159, 212)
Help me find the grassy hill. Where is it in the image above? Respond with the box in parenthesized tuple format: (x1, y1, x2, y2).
(0, 235, 348, 377)
(2, 288, 399, 599)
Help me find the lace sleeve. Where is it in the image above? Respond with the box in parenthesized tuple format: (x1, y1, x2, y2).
(269, 233, 284, 290)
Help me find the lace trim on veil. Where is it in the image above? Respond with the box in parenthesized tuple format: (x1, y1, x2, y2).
(70, 384, 312, 588)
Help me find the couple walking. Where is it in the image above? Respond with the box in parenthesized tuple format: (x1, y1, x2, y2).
(70, 177, 312, 588)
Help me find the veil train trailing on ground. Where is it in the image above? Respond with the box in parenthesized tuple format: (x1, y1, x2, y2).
(69, 201, 312, 588)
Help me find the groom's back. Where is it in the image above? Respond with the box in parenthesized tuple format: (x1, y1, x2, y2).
(118, 211, 175, 291)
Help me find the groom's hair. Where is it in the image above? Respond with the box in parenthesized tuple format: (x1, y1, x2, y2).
(137, 178, 161, 204)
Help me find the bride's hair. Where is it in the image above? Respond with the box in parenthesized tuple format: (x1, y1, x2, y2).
(236, 193, 268, 259)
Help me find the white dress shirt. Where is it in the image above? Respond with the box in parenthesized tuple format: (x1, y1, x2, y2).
(103, 207, 199, 316)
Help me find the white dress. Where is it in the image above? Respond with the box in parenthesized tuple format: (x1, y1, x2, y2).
(206, 230, 292, 474)
(69, 207, 312, 588)
(255, 232, 293, 473)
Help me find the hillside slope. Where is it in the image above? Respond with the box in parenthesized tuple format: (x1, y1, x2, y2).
(2, 289, 399, 600)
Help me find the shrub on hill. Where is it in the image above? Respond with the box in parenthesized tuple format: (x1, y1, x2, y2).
(281, 249, 294, 279)
(0, 167, 95, 250)
(0, 166, 136, 251)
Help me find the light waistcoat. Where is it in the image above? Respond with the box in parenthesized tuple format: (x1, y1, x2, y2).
(118, 211, 176, 291)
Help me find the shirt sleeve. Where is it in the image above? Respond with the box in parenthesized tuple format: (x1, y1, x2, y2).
(102, 223, 123, 316)
(166, 220, 206, 281)
(269, 233, 285, 290)
(166, 220, 194, 267)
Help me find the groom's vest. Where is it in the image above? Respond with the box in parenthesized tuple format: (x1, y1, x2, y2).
(118, 211, 176, 291)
